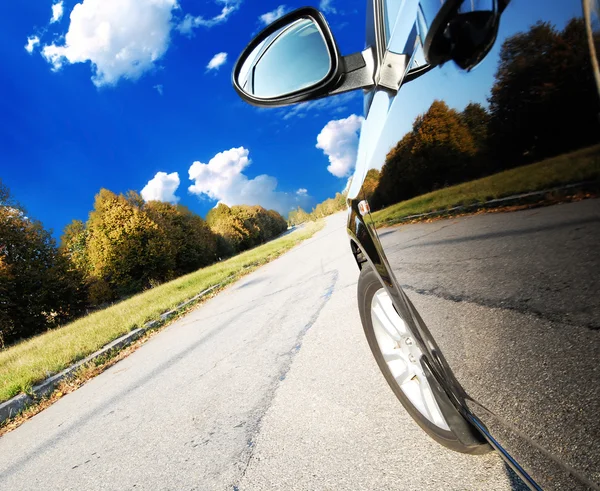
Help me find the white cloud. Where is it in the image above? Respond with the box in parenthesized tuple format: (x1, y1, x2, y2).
(319, 0, 336, 14)
(259, 5, 288, 25)
(51, 1, 64, 23)
(316, 114, 364, 178)
(206, 52, 227, 71)
(280, 92, 360, 120)
(188, 147, 310, 215)
(25, 36, 40, 54)
(296, 188, 308, 196)
(41, 0, 178, 87)
(153, 84, 164, 95)
(177, 1, 240, 35)
(141, 171, 180, 203)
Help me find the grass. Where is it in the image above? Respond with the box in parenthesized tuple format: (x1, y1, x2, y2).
(370, 145, 600, 227)
(0, 220, 324, 404)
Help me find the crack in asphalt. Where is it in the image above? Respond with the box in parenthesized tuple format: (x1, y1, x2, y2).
(402, 283, 600, 331)
(232, 269, 340, 489)
(0, 307, 255, 482)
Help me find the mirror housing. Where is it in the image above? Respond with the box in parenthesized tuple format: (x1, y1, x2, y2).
(232, 7, 374, 107)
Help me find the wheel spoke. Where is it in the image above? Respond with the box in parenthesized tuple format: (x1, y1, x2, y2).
(416, 374, 450, 431)
(391, 362, 413, 386)
(371, 294, 403, 341)
(370, 287, 450, 431)
(381, 350, 402, 363)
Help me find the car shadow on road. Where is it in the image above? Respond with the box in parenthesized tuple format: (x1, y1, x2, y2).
(504, 462, 530, 491)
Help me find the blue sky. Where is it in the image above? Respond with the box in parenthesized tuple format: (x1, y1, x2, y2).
(1, 0, 581, 239)
(1, 0, 366, 238)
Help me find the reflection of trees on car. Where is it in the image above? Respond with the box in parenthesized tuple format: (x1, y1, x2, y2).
(370, 17, 600, 211)
(371, 100, 480, 209)
(490, 18, 599, 164)
(361, 169, 381, 203)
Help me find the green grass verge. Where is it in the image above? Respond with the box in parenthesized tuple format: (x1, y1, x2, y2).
(0, 220, 325, 403)
(371, 144, 600, 228)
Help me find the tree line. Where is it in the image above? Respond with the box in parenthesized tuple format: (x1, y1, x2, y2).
(287, 191, 346, 227)
(0, 184, 287, 346)
(368, 18, 599, 210)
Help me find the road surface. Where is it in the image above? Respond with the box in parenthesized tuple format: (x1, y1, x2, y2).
(0, 211, 526, 490)
(376, 199, 600, 488)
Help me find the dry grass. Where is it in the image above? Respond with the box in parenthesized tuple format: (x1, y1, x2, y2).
(371, 145, 600, 227)
(0, 221, 324, 403)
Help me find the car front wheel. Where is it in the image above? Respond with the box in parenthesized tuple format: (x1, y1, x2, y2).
(357, 263, 489, 454)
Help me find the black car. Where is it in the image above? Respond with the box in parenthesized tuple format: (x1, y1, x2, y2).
(233, 1, 600, 489)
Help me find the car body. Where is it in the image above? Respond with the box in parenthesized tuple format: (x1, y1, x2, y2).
(234, 1, 600, 489)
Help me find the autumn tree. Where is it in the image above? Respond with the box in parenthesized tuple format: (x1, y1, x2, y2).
(207, 203, 288, 255)
(288, 207, 311, 226)
(311, 193, 346, 219)
(460, 103, 490, 153)
(60, 219, 89, 275)
(361, 169, 381, 202)
(372, 100, 476, 209)
(256, 207, 287, 238)
(145, 200, 218, 275)
(0, 181, 86, 345)
(206, 203, 252, 255)
(85, 189, 174, 302)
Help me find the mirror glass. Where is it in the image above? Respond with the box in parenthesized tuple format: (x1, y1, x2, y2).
(237, 18, 331, 99)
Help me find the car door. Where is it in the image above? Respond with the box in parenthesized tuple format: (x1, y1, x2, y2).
(355, 0, 600, 488)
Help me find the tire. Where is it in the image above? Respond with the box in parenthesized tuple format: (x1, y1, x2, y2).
(357, 263, 488, 454)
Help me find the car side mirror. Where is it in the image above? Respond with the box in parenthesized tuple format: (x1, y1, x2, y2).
(233, 7, 374, 107)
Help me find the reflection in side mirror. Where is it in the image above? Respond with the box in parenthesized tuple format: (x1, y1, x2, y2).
(237, 18, 332, 99)
(232, 7, 361, 108)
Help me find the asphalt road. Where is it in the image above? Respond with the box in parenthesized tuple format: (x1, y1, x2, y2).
(376, 199, 600, 489)
(0, 212, 524, 491)
(378, 199, 600, 330)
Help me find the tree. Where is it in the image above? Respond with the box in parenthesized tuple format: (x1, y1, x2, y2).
(251, 207, 287, 240)
(60, 219, 89, 275)
(488, 19, 600, 164)
(145, 200, 218, 275)
(361, 169, 381, 203)
(288, 207, 311, 226)
(207, 203, 288, 255)
(460, 103, 490, 152)
(372, 100, 477, 209)
(311, 193, 346, 219)
(207, 203, 253, 255)
(85, 189, 174, 301)
(0, 181, 86, 345)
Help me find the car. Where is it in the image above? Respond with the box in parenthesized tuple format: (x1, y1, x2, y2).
(232, 1, 600, 489)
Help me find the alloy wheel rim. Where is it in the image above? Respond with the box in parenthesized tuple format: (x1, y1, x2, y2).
(370, 288, 450, 431)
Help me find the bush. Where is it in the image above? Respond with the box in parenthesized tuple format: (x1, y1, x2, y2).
(207, 203, 288, 255)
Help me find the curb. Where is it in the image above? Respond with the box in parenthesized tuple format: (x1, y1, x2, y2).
(381, 180, 599, 226)
(0, 283, 221, 424)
